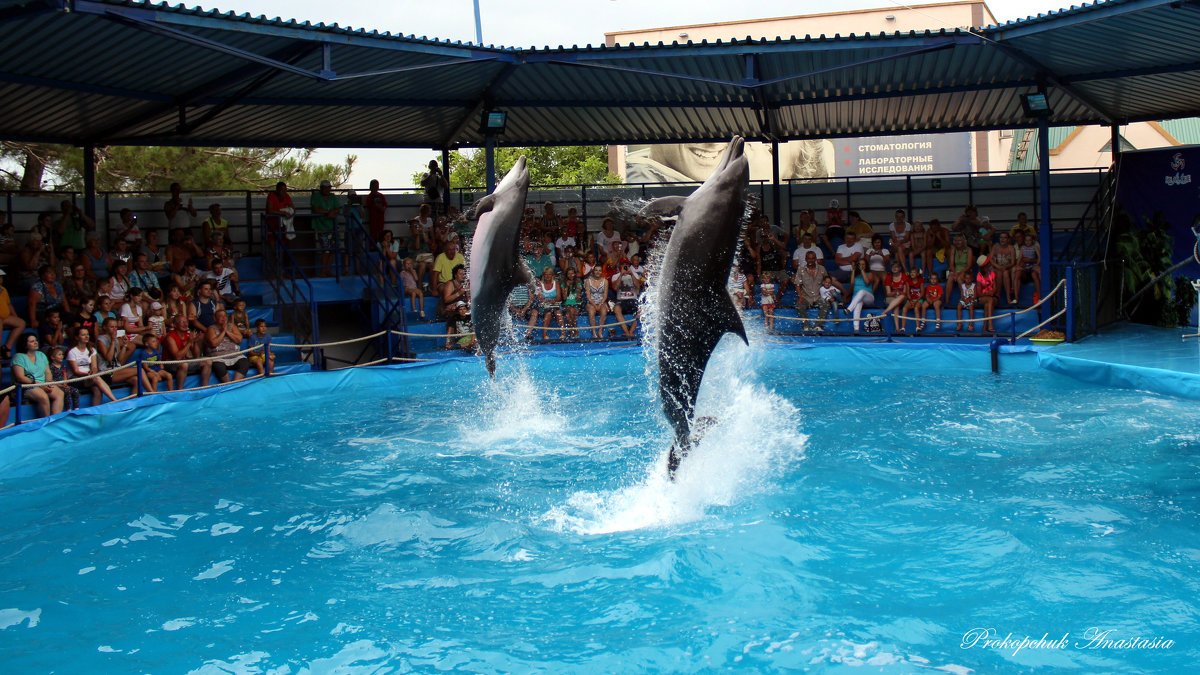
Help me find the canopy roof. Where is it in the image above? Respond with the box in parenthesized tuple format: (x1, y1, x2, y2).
(2, 0, 1199, 148)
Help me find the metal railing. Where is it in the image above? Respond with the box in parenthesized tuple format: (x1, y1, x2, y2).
(343, 206, 412, 362)
(260, 214, 319, 365)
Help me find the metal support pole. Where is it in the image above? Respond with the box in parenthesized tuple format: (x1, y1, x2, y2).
(1037, 117, 1052, 309)
(82, 144, 97, 222)
(770, 140, 781, 227)
(473, 0, 483, 45)
(1065, 265, 1076, 341)
(1111, 123, 1121, 164)
(245, 190, 254, 255)
(265, 344, 273, 376)
(441, 148, 452, 211)
(135, 358, 144, 397)
(14, 386, 22, 425)
(484, 134, 497, 193)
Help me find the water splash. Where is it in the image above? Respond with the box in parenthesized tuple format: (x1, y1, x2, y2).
(543, 369, 806, 535)
(457, 361, 568, 453)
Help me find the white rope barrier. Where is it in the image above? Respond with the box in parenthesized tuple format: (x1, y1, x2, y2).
(157, 344, 264, 367)
(1016, 308, 1068, 340)
(20, 361, 137, 391)
(268, 330, 389, 350)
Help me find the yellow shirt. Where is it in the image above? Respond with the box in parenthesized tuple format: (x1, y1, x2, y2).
(433, 252, 465, 284)
(0, 286, 10, 320)
(847, 220, 873, 238)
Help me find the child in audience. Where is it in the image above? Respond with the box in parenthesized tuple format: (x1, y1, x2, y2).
(39, 308, 66, 353)
(119, 287, 150, 345)
(729, 264, 749, 309)
(230, 297, 250, 334)
(247, 318, 275, 374)
(901, 267, 925, 332)
(47, 346, 79, 410)
(759, 272, 778, 331)
(923, 271, 944, 331)
(400, 258, 424, 320)
(70, 297, 97, 337)
(94, 295, 117, 327)
(146, 301, 167, 338)
(819, 275, 842, 328)
(130, 333, 167, 393)
(882, 261, 909, 328)
(957, 275, 979, 332)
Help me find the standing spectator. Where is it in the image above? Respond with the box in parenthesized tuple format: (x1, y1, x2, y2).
(67, 326, 118, 404)
(977, 216, 996, 256)
(163, 313, 210, 390)
(756, 219, 787, 297)
(584, 265, 610, 339)
(821, 211, 846, 254)
(946, 233, 974, 303)
(11, 334, 64, 418)
(205, 309, 248, 383)
(55, 200, 94, 251)
(759, 272, 778, 332)
(0, 268, 26, 359)
(310, 180, 341, 276)
(910, 220, 928, 275)
(19, 231, 55, 290)
(420, 160, 448, 216)
(379, 230, 401, 282)
(115, 209, 142, 248)
(364, 179, 389, 243)
(163, 183, 197, 233)
(431, 241, 465, 296)
(27, 264, 64, 331)
(0, 218, 18, 275)
(265, 181, 295, 242)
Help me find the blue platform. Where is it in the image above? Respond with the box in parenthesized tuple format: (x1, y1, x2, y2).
(1037, 322, 1200, 400)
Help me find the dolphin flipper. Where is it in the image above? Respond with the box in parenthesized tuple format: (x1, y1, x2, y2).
(468, 194, 495, 220)
(640, 196, 687, 218)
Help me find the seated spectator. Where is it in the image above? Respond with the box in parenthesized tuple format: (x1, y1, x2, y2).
(206, 258, 240, 304)
(167, 230, 204, 275)
(107, 259, 131, 300)
(536, 265, 564, 341)
(846, 211, 873, 240)
(833, 231, 866, 283)
(525, 242, 555, 278)
(0, 217, 19, 274)
(561, 267, 583, 339)
(12, 333, 64, 418)
(27, 264, 65, 332)
(201, 204, 228, 250)
(431, 241, 465, 296)
(0, 268, 26, 359)
(129, 253, 160, 294)
(952, 205, 982, 253)
(507, 275, 539, 338)
(847, 258, 881, 332)
(96, 317, 138, 388)
(163, 313, 211, 390)
(56, 245, 77, 286)
(791, 231, 823, 271)
(93, 295, 117, 328)
(130, 333, 168, 392)
(446, 301, 476, 351)
(977, 216, 996, 256)
(119, 287, 151, 345)
(63, 261, 96, 312)
(866, 234, 891, 277)
(794, 251, 839, 331)
(229, 297, 250, 334)
(379, 230, 400, 281)
(172, 258, 202, 302)
(923, 271, 945, 331)
(593, 218, 620, 259)
(109, 238, 133, 266)
(946, 233, 974, 302)
(1015, 231, 1042, 303)
(38, 307, 66, 353)
(67, 326, 118, 404)
(206, 231, 235, 270)
(82, 234, 108, 279)
(438, 265, 468, 325)
(398, 258, 425, 320)
(819, 276, 844, 325)
(247, 318, 274, 373)
(139, 229, 168, 274)
(910, 220, 928, 274)
(925, 218, 950, 269)
(191, 279, 221, 331)
(206, 308, 248, 383)
(68, 297, 97, 338)
(822, 216, 846, 254)
(47, 346, 78, 410)
(882, 261, 909, 329)
(584, 264, 610, 339)
(990, 232, 1018, 305)
(1011, 211, 1035, 242)
(976, 255, 999, 332)
(900, 267, 925, 332)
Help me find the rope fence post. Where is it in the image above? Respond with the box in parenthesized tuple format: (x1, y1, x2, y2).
(265, 345, 273, 376)
(135, 356, 144, 397)
(1065, 265, 1076, 342)
(14, 385, 22, 425)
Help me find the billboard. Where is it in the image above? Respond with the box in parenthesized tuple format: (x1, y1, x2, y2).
(622, 132, 973, 183)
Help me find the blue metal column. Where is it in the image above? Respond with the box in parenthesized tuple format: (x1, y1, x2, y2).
(771, 140, 781, 226)
(484, 134, 497, 193)
(82, 144, 97, 221)
(441, 148, 452, 208)
(473, 0, 483, 45)
(1037, 118, 1051, 304)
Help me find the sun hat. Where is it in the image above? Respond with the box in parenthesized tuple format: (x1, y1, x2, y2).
(977, 254, 990, 266)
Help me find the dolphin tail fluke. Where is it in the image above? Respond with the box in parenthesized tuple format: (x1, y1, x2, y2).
(667, 442, 687, 480)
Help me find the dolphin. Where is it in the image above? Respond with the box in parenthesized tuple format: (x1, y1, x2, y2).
(468, 155, 531, 377)
(653, 137, 750, 477)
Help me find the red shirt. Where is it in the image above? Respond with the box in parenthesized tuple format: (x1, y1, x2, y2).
(164, 329, 189, 357)
(925, 283, 944, 301)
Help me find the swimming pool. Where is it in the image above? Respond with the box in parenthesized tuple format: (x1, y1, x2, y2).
(1, 342, 1197, 672)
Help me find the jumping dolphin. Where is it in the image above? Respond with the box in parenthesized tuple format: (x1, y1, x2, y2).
(468, 156, 531, 377)
(653, 137, 749, 477)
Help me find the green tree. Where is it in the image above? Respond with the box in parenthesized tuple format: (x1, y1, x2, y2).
(1, 143, 355, 193)
(414, 146, 620, 188)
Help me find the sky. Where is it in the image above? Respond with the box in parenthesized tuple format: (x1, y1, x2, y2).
(208, 0, 1077, 187)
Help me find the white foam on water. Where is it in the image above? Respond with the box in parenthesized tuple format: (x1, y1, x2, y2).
(544, 370, 805, 535)
(458, 361, 569, 453)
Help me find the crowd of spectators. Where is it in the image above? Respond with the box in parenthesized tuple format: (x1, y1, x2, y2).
(733, 202, 1044, 333)
(2, 186, 268, 422)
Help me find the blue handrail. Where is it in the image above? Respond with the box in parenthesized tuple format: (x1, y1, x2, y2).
(260, 215, 320, 366)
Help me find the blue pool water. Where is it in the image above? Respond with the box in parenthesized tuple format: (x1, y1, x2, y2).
(1, 342, 1198, 673)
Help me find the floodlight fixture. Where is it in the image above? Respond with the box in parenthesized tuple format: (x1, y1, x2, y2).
(1021, 92, 1052, 118)
(480, 110, 507, 135)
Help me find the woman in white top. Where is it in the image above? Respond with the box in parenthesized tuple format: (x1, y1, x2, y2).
(67, 326, 118, 404)
(118, 287, 151, 345)
(889, 209, 913, 271)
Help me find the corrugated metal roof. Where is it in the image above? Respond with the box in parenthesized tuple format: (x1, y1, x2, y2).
(1, 0, 1199, 149)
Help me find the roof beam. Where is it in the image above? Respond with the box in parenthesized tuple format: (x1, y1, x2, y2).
(441, 60, 522, 148)
(987, 0, 1182, 40)
(983, 39, 1118, 123)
